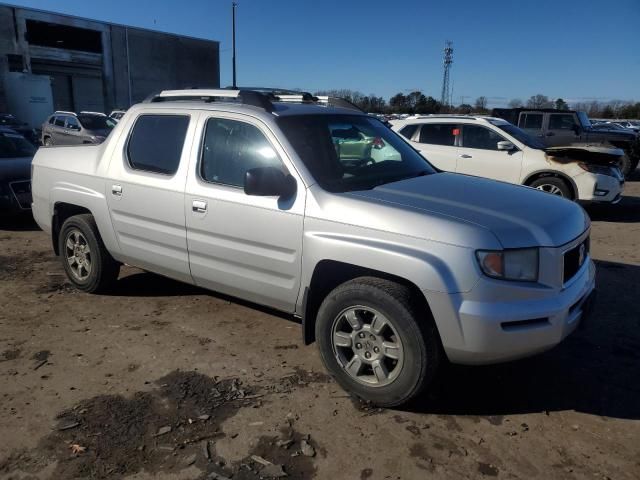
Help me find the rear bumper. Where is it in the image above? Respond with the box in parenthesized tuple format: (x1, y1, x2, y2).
(430, 258, 596, 365)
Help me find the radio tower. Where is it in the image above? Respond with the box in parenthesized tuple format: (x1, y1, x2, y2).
(440, 41, 453, 106)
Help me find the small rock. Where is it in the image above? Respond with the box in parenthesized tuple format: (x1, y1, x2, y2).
(57, 421, 80, 431)
(184, 453, 197, 466)
(251, 455, 272, 466)
(571, 424, 579, 431)
(198, 414, 211, 421)
(276, 439, 294, 449)
(249, 421, 264, 426)
(300, 439, 315, 457)
(155, 426, 172, 436)
(261, 464, 287, 478)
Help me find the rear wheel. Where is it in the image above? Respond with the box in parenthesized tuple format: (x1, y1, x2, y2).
(43, 136, 53, 146)
(529, 177, 572, 199)
(58, 214, 120, 293)
(315, 277, 441, 407)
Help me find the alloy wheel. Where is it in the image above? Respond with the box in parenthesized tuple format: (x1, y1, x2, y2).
(64, 228, 92, 281)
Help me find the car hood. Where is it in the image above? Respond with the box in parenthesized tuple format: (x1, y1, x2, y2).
(347, 173, 589, 248)
(0, 156, 33, 181)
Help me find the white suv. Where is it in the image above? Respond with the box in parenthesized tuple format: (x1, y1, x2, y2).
(392, 116, 624, 203)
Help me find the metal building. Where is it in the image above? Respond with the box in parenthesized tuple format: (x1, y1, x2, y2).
(0, 4, 220, 125)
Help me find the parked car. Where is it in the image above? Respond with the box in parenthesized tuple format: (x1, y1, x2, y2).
(41, 111, 116, 146)
(31, 89, 596, 406)
(491, 108, 640, 178)
(0, 113, 40, 145)
(392, 116, 624, 203)
(613, 121, 640, 133)
(0, 127, 36, 214)
(591, 122, 628, 132)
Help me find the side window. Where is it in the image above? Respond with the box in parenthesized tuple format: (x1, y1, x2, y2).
(549, 114, 577, 130)
(127, 115, 190, 175)
(48, 116, 56, 125)
(54, 116, 66, 127)
(418, 124, 457, 146)
(200, 118, 284, 187)
(398, 124, 418, 140)
(66, 117, 79, 129)
(462, 125, 505, 150)
(518, 113, 543, 130)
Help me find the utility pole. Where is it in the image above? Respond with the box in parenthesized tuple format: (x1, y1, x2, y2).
(440, 41, 453, 106)
(232, 2, 237, 88)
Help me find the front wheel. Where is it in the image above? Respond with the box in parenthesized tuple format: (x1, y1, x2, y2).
(315, 277, 441, 407)
(58, 214, 120, 293)
(529, 177, 572, 199)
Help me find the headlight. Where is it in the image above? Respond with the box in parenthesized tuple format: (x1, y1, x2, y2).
(578, 162, 615, 176)
(476, 248, 539, 282)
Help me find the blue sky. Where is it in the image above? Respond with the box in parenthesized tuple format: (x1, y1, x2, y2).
(6, 0, 640, 107)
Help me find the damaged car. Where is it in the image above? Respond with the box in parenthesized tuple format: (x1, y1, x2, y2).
(393, 116, 624, 203)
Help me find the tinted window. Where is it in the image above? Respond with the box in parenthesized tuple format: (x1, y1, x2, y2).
(0, 132, 36, 158)
(200, 118, 284, 187)
(519, 113, 543, 130)
(492, 123, 546, 149)
(127, 115, 189, 175)
(48, 116, 55, 125)
(418, 124, 457, 146)
(462, 125, 505, 150)
(66, 117, 80, 129)
(54, 116, 66, 127)
(278, 114, 435, 193)
(549, 114, 577, 130)
(78, 115, 115, 131)
(398, 124, 418, 140)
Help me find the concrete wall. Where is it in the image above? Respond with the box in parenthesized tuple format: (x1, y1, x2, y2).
(0, 5, 220, 114)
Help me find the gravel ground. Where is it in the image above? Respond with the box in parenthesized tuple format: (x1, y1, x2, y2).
(1, 178, 639, 480)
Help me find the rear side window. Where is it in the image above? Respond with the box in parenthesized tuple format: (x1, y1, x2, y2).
(48, 116, 55, 125)
(548, 114, 577, 130)
(200, 117, 284, 187)
(54, 116, 66, 127)
(462, 125, 505, 150)
(127, 115, 189, 175)
(518, 113, 543, 130)
(418, 124, 457, 146)
(398, 124, 418, 140)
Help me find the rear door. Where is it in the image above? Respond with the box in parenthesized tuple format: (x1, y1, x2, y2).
(184, 113, 305, 312)
(105, 111, 196, 283)
(406, 122, 459, 171)
(456, 124, 523, 183)
(545, 113, 581, 146)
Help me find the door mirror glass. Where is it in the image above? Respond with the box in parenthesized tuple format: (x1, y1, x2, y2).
(497, 140, 515, 151)
(244, 166, 296, 197)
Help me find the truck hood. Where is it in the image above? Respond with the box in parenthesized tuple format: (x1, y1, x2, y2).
(0, 156, 33, 182)
(348, 173, 589, 248)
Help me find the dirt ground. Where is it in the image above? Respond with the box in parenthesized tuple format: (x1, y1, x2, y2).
(1, 179, 639, 480)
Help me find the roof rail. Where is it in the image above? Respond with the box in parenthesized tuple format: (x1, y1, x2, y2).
(142, 88, 363, 114)
(54, 110, 77, 116)
(79, 111, 107, 116)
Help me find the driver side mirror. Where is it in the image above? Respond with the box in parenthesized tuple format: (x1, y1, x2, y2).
(244, 167, 296, 198)
(497, 141, 516, 151)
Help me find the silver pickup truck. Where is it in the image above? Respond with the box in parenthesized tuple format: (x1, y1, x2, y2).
(31, 89, 596, 406)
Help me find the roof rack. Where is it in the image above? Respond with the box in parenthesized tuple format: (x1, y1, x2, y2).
(142, 89, 363, 114)
(54, 110, 77, 116)
(79, 111, 107, 116)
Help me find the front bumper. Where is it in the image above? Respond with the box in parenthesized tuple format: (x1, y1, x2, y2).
(575, 171, 624, 204)
(426, 245, 596, 365)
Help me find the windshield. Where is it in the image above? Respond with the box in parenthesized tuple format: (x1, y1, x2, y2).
(577, 111, 592, 128)
(0, 132, 36, 158)
(277, 114, 436, 192)
(492, 122, 547, 150)
(78, 115, 116, 131)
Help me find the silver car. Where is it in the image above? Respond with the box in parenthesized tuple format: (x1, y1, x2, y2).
(31, 90, 596, 406)
(41, 111, 115, 146)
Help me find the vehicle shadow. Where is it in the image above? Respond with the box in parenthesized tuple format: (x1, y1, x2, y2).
(105, 271, 295, 322)
(0, 213, 40, 232)
(585, 193, 640, 223)
(411, 259, 640, 420)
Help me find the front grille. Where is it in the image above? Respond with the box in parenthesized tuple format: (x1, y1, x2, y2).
(9, 180, 32, 209)
(563, 237, 589, 284)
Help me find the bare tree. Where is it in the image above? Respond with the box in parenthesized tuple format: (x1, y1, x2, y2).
(508, 98, 523, 108)
(474, 96, 488, 111)
(526, 94, 553, 109)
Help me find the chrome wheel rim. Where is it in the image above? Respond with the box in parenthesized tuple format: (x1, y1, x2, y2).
(535, 183, 563, 196)
(65, 229, 92, 281)
(331, 306, 404, 387)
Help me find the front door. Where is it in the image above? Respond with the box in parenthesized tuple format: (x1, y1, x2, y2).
(185, 113, 305, 312)
(105, 111, 196, 283)
(456, 124, 523, 184)
(545, 113, 581, 146)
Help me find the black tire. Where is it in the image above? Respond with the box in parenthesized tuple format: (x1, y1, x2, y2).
(43, 136, 53, 146)
(315, 277, 441, 407)
(529, 176, 572, 199)
(58, 214, 120, 293)
(617, 154, 633, 179)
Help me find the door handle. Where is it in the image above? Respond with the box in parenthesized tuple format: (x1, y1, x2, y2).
(111, 184, 122, 196)
(192, 200, 207, 213)
(459, 154, 472, 158)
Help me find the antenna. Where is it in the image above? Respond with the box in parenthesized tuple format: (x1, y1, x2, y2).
(440, 41, 453, 106)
